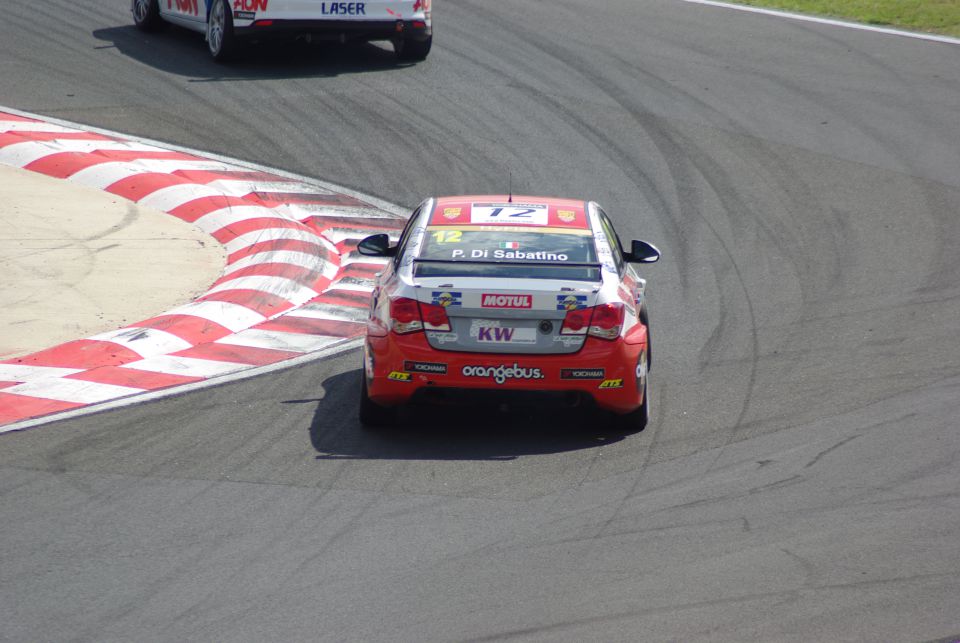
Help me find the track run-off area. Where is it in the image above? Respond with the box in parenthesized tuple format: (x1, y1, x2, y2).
(1, 1, 959, 640)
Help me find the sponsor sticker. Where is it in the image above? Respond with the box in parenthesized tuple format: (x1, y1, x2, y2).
(432, 230, 462, 243)
(430, 332, 459, 345)
(172, 0, 200, 14)
(461, 363, 545, 385)
(598, 379, 624, 389)
(477, 326, 536, 344)
(234, 10, 255, 19)
(388, 371, 412, 382)
(556, 294, 588, 311)
(471, 203, 548, 226)
(469, 319, 537, 344)
(481, 293, 532, 309)
(557, 209, 576, 223)
(443, 207, 462, 220)
(431, 291, 462, 308)
(233, 0, 266, 10)
(404, 361, 448, 375)
(319, 1, 366, 15)
(560, 368, 605, 380)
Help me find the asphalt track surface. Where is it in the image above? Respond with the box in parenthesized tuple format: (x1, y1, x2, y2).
(2, 1, 960, 640)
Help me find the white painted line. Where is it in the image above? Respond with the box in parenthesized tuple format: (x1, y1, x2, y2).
(284, 203, 395, 220)
(0, 364, 83, 382)
(284, 302, 368, 323)
(0, 338, 362, 434)
(0, 121, 83, 134)
(121, 355, 251, 378)
(325, 280, 375, 293)
(194, 204, 291, 231)
(205, 179, 330, 195)
(136, 183, 228, 211)
(216, 329, 342, 353)
(0, 140, 164, 168)
(69, 159, 232, 190)
(161, 300, 267, 333)
(679, 0, 960, 46)
(88, 327, 193, 358)
(3, 379, 144, 404)
(223, 250, 339, 280)
(223, 227, 325, 254)
(204, 275, 320, 303)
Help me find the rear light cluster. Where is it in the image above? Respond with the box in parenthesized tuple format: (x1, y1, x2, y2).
(560, 302, 625, 341)
(389, 297, 451, 334)
(389, 297, 623, 340)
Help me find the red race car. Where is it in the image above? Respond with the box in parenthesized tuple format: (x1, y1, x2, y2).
(357, 195, 660, 429)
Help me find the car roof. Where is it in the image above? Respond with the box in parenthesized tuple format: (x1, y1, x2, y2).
(427, 195, 591, 230)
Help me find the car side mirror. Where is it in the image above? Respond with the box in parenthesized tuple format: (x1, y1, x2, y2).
(623, 239, 660, 264)
(357, 233, 396, 257)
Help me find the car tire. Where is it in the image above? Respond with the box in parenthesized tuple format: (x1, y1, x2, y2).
(207, 0, 238, 62)
(359, 372, 396, 427)
(132, 0, 162, 31)
(394, 35, 432, 62)
(616, 353, 649, 433)
(639, 304, 651, 370)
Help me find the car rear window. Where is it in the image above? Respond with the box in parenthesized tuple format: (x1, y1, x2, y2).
(414, 227, 601, 280)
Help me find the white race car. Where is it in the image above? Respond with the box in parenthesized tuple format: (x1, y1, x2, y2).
(132, 0, 432, 62)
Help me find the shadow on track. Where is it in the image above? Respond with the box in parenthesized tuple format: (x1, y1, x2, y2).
(93, 25, 412, 81)
(298, 369, 632, 461)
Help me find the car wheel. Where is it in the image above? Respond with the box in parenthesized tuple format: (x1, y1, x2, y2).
(394, 35, 432, 62)
(359, 372, 396, 427)
(132, 0, 162, 31)
(616, 352, 649, 433)
(207, 0, 238, 62)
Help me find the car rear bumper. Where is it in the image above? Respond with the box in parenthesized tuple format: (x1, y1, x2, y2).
(365, 330, 647, 414)
(234, 18, 431, 41)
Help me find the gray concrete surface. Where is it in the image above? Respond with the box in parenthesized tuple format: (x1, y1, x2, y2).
(0, 0, 959, 640)
(0, 164, 224, 360)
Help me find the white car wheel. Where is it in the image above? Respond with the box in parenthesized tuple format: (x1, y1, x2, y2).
(207, 0, 237, 62)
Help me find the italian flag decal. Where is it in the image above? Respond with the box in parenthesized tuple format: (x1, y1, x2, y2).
(499, 241, 520, 249)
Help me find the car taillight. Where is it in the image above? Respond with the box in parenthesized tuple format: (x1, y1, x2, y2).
(418, 301, 451, 332)
(588, 302, 625, 340)
(560, 307, 591, 335)
(561, 302, 625, 340)
(389, 297, 423, 334)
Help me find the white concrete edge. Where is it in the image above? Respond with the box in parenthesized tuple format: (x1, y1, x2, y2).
(678, 0, 960, 46)
(0, 105, 409, 218)
(0, 338, 363, 434)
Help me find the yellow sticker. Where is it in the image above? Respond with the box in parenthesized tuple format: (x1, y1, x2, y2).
(598, 379, 623, 389)
(388, 371, 412, 382)
(557, 209, 576, 222)
(443, 207, 462, 220)
(431, 230, 462, 243)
